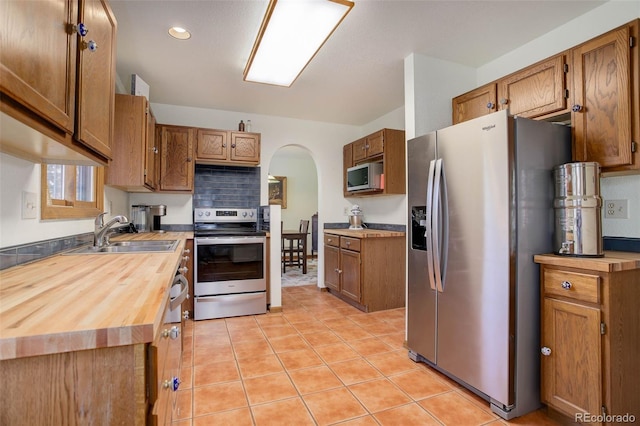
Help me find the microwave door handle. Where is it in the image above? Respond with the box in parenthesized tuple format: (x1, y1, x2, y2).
(425, 159, 437, 291)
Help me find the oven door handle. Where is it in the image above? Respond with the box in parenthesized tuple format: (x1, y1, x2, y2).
(170, 275, 189, 311)
(195, 236, 266, 245)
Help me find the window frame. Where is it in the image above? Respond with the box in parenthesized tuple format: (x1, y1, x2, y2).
(40, 164, 104, 220)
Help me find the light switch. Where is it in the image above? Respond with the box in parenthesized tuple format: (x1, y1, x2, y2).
(22, 191, 37, 219)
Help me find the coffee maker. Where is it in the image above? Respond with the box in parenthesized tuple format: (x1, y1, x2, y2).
(131, 204, 167, 233)
(149, 204, 167, 233)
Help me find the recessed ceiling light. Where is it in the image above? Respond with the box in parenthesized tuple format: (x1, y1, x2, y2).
(168, 26, 191, 40)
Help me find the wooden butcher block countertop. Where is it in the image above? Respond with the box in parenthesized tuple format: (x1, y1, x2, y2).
(534, 251, 640, 272)
(324, 228, 405, 238)
(0, 232, 193, 361)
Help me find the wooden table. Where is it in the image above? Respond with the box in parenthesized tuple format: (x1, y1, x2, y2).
(282, 230, 308, 274)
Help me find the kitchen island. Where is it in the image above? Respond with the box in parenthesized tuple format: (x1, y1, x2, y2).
(0, 231, 192, 425)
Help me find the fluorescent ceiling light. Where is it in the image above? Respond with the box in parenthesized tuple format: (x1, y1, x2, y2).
(244, 0, 354, 87)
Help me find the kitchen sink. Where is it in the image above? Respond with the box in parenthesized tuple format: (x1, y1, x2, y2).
(64, 240, 179, 255)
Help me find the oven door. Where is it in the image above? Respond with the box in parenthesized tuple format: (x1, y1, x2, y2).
(194, 236, 266, 296)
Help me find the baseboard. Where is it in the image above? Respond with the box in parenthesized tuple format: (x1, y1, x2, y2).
(269, 306, 283, 313)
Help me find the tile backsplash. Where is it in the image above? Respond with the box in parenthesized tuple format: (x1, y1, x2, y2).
(193, 165, 261, 209)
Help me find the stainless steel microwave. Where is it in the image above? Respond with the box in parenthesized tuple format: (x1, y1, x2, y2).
(346, 162, 383, 192)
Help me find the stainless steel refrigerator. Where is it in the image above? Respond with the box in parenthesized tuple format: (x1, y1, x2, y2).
(407, 110, 571, 419)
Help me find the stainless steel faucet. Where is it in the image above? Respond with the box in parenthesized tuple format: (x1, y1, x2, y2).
(94, 212, 128, 248)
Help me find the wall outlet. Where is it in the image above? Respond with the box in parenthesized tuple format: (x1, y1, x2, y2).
(604, 199, 628, 219)
(22, 191, 37, 219)
(343, 207, 349, 215)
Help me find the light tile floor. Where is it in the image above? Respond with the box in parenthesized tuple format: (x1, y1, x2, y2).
(174, 285, 563, 425)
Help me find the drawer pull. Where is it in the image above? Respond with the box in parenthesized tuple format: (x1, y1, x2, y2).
(169, 325, 180, 340)
(561, 281, 572, 290)
(541, 347, 551, 356)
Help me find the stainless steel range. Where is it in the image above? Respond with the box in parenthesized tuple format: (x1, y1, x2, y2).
(193, 208, 267, 320)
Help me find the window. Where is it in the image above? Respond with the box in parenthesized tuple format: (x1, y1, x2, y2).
(41, 164, 104, 219)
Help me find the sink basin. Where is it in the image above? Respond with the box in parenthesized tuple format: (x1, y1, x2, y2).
(64, 240, 179, 255)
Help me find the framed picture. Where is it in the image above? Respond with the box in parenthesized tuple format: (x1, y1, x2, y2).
(268, 176, 287, 209)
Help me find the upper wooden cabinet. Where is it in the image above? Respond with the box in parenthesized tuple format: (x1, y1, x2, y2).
(452, 20, 639, 173)
(572, 21, 638, 172)
(0, 0, 116, 165)
(498, 54, 568, 119)
(158, 125, 195, 192)
(343, 128, 405, 197)
(106, 94, 156, 192)
(196, 129, 260, 166)
(452, 83, 497, 124)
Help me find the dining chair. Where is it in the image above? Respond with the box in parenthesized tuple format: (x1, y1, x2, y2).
(282, 219, 310, 273)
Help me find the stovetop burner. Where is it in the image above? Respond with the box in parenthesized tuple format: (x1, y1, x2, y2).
(194, 208, 265, 237)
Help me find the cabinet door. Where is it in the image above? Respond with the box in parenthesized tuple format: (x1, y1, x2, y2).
(343, 143, 353, 196)
(75, 0, 117, 160)
(452, 83, 497, 124)
(572, 26, 632, 168)
(107, 94, 147, 189)
(0, 0, 76, 133)
(340, 249, 361, 303)
(498, 55, 567, 118)
(366, 130, 384, 158)
(159, 126, 194, 192)
(324, 245, 340, 292)
(196, 129, 229, 161)
(145, 108, 157, 189)
(230, 132, 260, 164)
(541, 297, 601, 418)
(352, 137, 367, 163)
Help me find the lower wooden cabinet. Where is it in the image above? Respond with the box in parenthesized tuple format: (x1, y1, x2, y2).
(323, 231, 405, 312)
(148, 300, 183, 425)
(535, 255, 640, 423)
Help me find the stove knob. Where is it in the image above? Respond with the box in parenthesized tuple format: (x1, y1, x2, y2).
(197, 211, 203, 217)
(205, 211, 211, 216)
(249, 211, 255, 217)
(242, 211, 247, 217)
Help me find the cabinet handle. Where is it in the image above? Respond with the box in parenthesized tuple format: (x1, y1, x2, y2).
(183, 249, 191, 254)
(162, 377, 181, 391)
(72, 22, 89, 37)
(541, 347, 551, 356)
(500, 98, 508, 105)
(183, 255, 190, 262)
(183, 310, 190, 320)
(179, 266, 188, 274)
(222, 143, 226, 147)
(161, 328, 170, 339)
(169, 326, 180, 340)
(327, 238, 332, 242)
(487, 102, 495, 109)
(345, 241, 351, 246)
(81, 40, 98, 52)
(337, 269, 342, 274)
(561, 281, 572, 290)
(571, 104, 583, 112)
(231, 144, 236, 148)
(186, 157, 192, 162)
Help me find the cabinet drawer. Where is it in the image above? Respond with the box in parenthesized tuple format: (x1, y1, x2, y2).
(324, 234, 340, 247)
(340, 237, 361, 252)
(543, 269, 600, 304)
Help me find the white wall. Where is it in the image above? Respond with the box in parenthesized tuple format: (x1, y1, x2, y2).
(268, 145, 318, 236)
(0, 152, 129, 247)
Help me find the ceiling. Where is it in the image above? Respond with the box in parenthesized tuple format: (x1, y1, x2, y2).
(109, 0, 606, 126)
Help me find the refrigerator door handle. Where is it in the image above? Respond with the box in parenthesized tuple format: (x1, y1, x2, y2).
(436, 159, 449, 292)
(432, 158, 443, 292)
(425, 159, 437, 291)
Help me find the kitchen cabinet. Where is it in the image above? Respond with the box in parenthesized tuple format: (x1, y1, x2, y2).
(158, 125, 195, 192)
(452, 83, 497, 124)
(572, 20, 639, 172)
(535, 254, 640, 423)
(148, 300, 183, 425)
(0, 0, 117, 165)
(323, 230, 405, 312)
(498, 54, 568, 119)
(106, 94, 157, 191)
(196, 128, 261, 166)
(343, 128, 405, 197)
